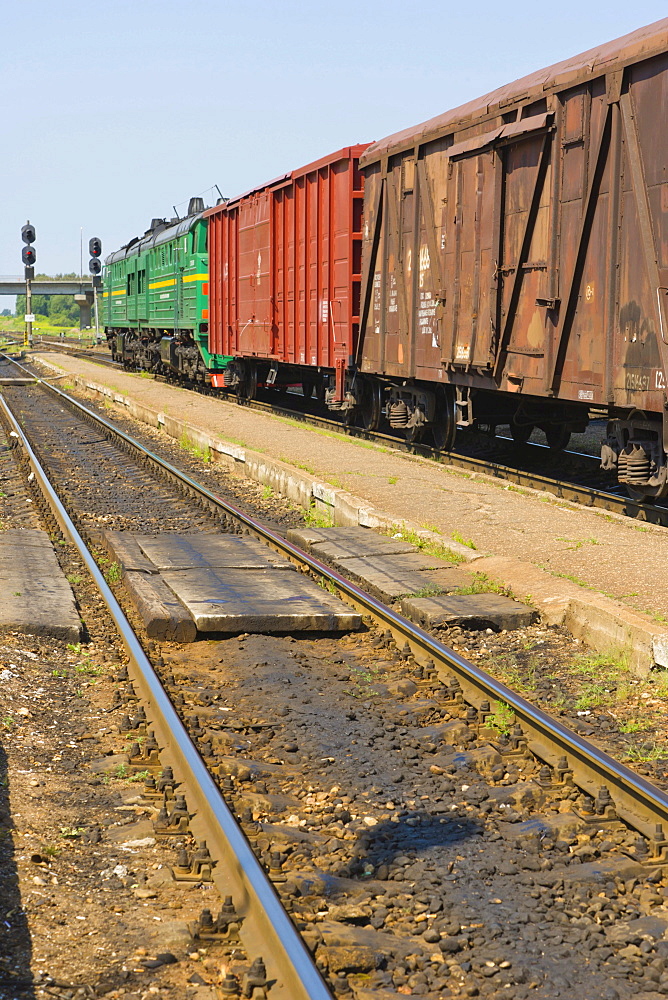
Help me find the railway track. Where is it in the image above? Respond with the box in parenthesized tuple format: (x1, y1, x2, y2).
(34, 337, 122, 370)
(31, 339, 668, 528)
(4, 353, 668, 995)
(0, 359, 328, 999)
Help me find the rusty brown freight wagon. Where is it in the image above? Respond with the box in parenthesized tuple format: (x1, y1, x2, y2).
(356, 19, 668, 497)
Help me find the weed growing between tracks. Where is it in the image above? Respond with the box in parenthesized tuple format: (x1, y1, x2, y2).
(304, 503, 334, 528)
(178, 429, 211, 463)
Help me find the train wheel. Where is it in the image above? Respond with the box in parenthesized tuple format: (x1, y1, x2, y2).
(236, 361, 257, 402)
(626, 482, 668, 502)
(360, 378, 382, 431)
(405, 424, 424, 445)
(510, 420, 533, 444)
(431, 386, 457, 452)
(545, 425, 571, 451)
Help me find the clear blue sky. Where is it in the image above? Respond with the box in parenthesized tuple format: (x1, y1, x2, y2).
(1, 1, 666, 280)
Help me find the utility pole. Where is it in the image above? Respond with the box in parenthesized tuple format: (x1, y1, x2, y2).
(21, 222, 36, 348)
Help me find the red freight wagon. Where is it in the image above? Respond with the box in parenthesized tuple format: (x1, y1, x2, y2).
(205, 145, 370, 403)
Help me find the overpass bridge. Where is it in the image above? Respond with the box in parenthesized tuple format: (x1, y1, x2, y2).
(0, 277, 99, 328)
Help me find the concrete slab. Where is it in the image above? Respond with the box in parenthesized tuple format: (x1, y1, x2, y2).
(135, 533, 293, 571)
(123, 570, 197, 642)
(287, 526, 418, 560)
(161, 566, 361, 633)
(101, 530, 157, 574)
(0, 528, 81, 641)
(400, 593, 537, 631)
(427, 566, 478, 592)
(323, 553, 442, 603)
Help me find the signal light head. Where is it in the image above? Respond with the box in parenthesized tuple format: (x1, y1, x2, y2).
(22, 246, 36, 266)
(89, 258, 102, 275)
(89, 237, 102, 258)
(21, 222, 36, 245)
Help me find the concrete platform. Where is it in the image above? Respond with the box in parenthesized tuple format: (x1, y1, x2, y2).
(103, 531, 361, 638)
(400, 593, 537, 631)
(0, 529, 80, 641)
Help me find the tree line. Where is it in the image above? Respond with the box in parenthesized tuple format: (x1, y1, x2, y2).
(16, 273, 80, 326)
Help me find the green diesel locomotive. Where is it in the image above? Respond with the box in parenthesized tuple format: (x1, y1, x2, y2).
(103, 197, 228, 382)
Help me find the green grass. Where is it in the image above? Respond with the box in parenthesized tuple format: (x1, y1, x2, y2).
(486, 700, 515, 736)
(573, 683, 611, 712)
(178, 431, 211, 463)
(451, 530, 476, 550)
(75, 658, 103, 676)
(280, 457, 316, 475)
(626, 744, 665, 763)
(619, 719, 652, 734)
(570, 650, 629, 675)
(478, 651, 539, 698)
(410, 584, 444, 598)
(452, 571, 514, 598)
(386, 525, 465, 564)
(128, 769, 151, 783)
(556, 536, 600, 550)
(304, 505, 334, 528)
(104, 561, 121, 584)
(388, 476, 398, 485)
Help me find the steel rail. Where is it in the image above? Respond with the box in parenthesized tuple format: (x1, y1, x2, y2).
(30, 344, 668, 526)
(5, 356, 668, 846)
(0, 385, 333, 1000)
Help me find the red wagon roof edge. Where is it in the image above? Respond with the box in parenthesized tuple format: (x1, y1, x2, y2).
(204, 144, 372, 216)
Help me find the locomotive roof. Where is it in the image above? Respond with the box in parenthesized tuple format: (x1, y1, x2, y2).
(361, 17, 668, 166)
(105, 212, 204, 266)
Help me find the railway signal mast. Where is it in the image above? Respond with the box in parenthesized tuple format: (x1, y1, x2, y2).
(21, 222, 36, 348)
(89, 237, 102, 344)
